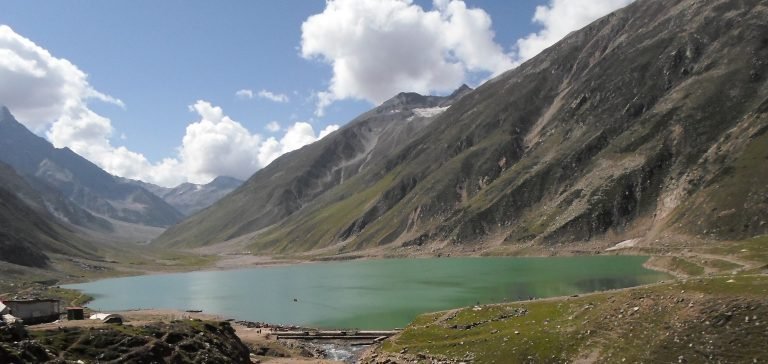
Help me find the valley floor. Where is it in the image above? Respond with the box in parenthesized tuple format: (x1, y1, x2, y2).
(2, 235, 767, 363)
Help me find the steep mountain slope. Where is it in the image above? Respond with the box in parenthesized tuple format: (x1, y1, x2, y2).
(158, 0, 768, 255)
(0, 161, 99, 267)
(0, 107, 184, 229)
(128, 176, 243, 215)
(155, 86, 472, 247)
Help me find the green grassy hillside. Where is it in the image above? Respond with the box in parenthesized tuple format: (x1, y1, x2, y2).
(370, 274, 768, 363)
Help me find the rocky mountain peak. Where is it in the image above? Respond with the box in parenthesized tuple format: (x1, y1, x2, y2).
(379, 92, 432, 110)
(377, 84, 474, 113)
(0, 105, 12, 120)
(208, 176, 243, 189)
(0, 107, 184, 229)
(448, 84, 472, 99)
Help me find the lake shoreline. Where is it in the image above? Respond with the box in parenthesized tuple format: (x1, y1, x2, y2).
(12, 238, 757, 363)
(46, 255, 674, 364)
(41, 233, 697, 289)
(19, 244, 763, 363)
(39, 247, 684, 321)
(63, 255, 671, 331)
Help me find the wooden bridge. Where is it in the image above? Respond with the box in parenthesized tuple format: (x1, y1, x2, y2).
(275, 330, 399, 343)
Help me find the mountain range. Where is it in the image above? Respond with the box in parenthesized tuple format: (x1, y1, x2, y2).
(127, 176, 243, 216)
(155, 0, 768, 256)
(1, 0, 766, 263)
(155, 84, 473, 248)
(0, 107, 182, 229)
(0, 107, 241, 249)
(0, 160, 99, 267)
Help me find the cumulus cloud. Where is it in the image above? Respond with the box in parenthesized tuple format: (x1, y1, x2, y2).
(514, 0, 634, 63)
(0, 25, 338, 187)
(318, 124, 339, 139)
(257, 89, 289, 103)
(0, 24, 143, 184)
(176, 101, 337, 184)
(0, 24, 124, 135)
(255, 120, 339, 169)
(175, 101, 262, 183)
(301, 0, 512, 116)
(265, 121, 281, 132)
(69, 99, 338, 187)
(302, 0, 636, 115)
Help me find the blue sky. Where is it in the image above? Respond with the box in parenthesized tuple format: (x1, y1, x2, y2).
(0, 0, 632, 186)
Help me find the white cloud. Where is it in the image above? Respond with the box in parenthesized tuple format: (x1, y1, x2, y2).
(0, 24, 145, 186)
(0, 24, 124, 134)
(175, 101, 263, 184)
(302, 0, 635, 115)
(319, 124, 339, 139)
(235, 89, 254, 99)
(301, 0, 512, 116)
(108, 101, 339, 186)
(251, 119, 339, 172)
(265, 121, 281, 132)
(236, 88, 289, 103)
(0, 25, 339, 187)
(514, 0, 634, 63)
(257, 89, 289, 103)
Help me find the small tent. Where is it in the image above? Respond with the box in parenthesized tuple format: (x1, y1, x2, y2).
(89, 313, 123, 324)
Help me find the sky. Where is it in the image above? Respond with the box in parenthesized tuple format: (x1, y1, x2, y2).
(0, 0, 633, 187)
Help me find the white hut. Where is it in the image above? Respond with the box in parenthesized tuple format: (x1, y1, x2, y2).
(89, 313, 124, 324)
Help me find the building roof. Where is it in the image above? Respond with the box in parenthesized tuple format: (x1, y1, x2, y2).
(2, 299, 60, 303)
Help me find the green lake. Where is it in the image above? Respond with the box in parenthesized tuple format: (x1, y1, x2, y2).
(65, 256, 669, 329)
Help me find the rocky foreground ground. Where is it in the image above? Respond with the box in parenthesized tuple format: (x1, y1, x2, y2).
(0, 308, 347, 364)
(0, 319, 250, 363)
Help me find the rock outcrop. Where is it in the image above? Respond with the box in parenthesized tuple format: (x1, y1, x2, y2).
(0, 320, 251, 364)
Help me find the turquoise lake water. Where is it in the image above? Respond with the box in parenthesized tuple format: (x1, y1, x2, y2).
(65, 256, 669, 329)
